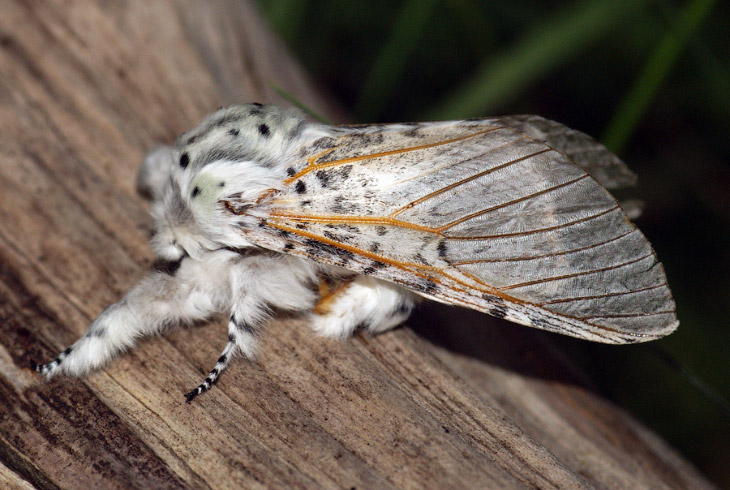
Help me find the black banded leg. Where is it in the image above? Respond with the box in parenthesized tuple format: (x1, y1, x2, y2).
(184, 314, 257, 403)
(30, 346, 73, 376)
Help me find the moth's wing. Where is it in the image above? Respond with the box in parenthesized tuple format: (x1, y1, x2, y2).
(497, 115, 637, 190)
(238, 118, 677, 344)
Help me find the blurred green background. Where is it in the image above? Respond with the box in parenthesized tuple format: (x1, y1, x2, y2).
(257, 0, 729, 485)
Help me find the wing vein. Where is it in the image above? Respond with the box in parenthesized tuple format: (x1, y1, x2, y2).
(445, 205, 621, 240)
(541, 283, 669, 304)
(499, 252, 655, 291)
(451, 229, 636, 265)
(439, 173, 590, 232)
(583, 311, 675, 319)
(287, 127, 501, 183)
(389, 146, 549, 217)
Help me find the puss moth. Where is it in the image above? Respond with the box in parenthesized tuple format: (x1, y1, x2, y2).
(32, 104, 677, 401)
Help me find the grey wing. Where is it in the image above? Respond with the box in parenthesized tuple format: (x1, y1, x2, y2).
(497, 115, 637, 189)
(239, 117, 677, 344)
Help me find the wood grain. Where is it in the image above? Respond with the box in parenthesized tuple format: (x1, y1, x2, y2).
(0, 1, 714, 488)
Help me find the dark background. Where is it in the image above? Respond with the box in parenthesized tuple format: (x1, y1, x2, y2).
(256, 0, 730, 486)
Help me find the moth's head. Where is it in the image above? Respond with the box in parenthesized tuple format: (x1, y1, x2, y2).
(142, 103, 311, 260)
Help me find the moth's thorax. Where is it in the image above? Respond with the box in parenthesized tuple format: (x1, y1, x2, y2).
(149, 104, 316, 261)
(174, 103, 310, 170)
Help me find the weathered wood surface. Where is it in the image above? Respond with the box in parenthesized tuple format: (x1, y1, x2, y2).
(0, 1, 714, 489)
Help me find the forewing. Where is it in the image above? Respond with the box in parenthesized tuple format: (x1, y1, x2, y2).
(237, 118, 677, 344)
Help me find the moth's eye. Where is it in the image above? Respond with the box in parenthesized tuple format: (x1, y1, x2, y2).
(179, 152, 190, 169)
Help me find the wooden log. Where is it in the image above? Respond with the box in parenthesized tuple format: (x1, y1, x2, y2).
(0, 1, 714, 488)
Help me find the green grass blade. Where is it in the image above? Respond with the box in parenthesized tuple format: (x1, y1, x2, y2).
(269, 82, 333, 124)
(602, 0, 717, 154)
(354, 0, 440, 121)
(423, 0, 650, 121)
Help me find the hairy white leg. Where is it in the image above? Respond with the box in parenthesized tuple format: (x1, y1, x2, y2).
(32, 251, 234, 378)
(311, 275, 418, 339)
(184, 254, 319, 402)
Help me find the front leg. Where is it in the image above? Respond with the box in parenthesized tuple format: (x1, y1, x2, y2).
(184, 254, 319, 402)
(32, 252, 232, 378)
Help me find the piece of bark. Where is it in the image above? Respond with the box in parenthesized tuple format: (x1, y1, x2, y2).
(0, 1, 714, 488)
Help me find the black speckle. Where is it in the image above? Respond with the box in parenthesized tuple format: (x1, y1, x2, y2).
(286, 167, 296, 177)
(217, 355, 227, 364)
(295, 180, 307, 194)
(228, 128, 240, 136)
(191, 186, 201, 198)
(278, 229, 291, 238)
(228, 333, 235, 342)
(296, 223, 308, 229)
(414, 253, 428, 265)
(370, 260, 387, 270)
(62, 346, 73, 356)
(418, 280, 438, 294)
(252, 102, 263, 107)
(258, 124, 270, 137)
(315, 170, 331, 188)
(489, 306, 507, 319)
(210, 368, 219, 376)
(186, 135, 198, 145)
(437, 241, 448, 258)
(218, 181, 225, 187)
(179, 152, 189, 169)
(363, 267, 376, 275)
(369, 242, 380, 253)
(529, 316, 551, 329)
(376, 226, 388, 236)
(303, 238, 354, 265)
(284, 243, 294, 251)
(301, 200, 312, 206)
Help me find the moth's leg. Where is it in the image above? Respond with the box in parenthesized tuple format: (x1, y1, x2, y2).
(185, 255, 319, 402)
(32, 253, 231, 378)
(311, 275, 418, 339)
(136, 145, 176, 201)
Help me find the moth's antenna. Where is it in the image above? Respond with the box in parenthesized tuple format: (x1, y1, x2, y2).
(649, 345, 730, 420)
(268, 81, 333, 124)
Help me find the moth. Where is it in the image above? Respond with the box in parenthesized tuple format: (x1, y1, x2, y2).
(32, 103, 678, 402)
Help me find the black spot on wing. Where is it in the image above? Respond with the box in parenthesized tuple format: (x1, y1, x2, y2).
(437, 241, 448, 258)
(258, 124, 270, 137)
(316, 170, 331, 188)
(414, 279, 438, 294)
(482, 294, 508, 319)
(303, 238, 355, 266)
(489, 306, 507, 320)
(295, 180, 307, 194)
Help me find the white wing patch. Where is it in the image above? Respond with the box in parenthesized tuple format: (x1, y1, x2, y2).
(230, 118, 677, 344)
